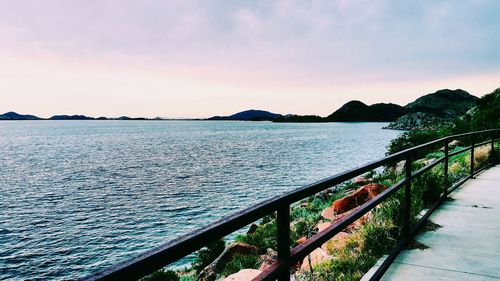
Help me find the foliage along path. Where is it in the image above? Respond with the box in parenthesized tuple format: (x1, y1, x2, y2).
(363, 165, 500, 281)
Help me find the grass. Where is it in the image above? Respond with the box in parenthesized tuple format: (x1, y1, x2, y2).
(220, 253, 261, 276)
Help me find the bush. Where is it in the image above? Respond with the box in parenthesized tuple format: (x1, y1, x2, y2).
(142, 270, 180, 281)
(221, 253, 260, 276)
(236, 221, 277, 254)
(192, 239, 225, 273)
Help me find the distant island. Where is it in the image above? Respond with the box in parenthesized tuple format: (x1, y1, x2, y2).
(1, 88, 492, 131)
(0, 112, 175, 121)
(206, 88, 482, 130)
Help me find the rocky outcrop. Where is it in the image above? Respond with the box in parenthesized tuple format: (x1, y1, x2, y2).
(332, 183, 387, 214)
(199, 242, 258, 281)
(223, 269, 262, 281)
(385, 112, 448, 130)
(386, 89, 478, 130)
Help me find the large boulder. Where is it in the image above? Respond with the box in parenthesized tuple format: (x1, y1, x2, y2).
(223, 269, 262, 281)
(332, 183, 387, 214)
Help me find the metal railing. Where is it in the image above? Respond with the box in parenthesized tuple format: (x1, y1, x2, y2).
(83, 129, 499, 281)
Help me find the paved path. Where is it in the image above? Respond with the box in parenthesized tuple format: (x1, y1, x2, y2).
(366, 165, 500, 281)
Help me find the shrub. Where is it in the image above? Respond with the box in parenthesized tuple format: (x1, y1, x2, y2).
(192, 239, 225, 273)
(386, 129, 448, 156)
(221, 253, 260, 276)
(142, 270, 180, 281)
(236, 220, 277, 254)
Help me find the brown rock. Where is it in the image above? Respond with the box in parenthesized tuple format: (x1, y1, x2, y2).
(199, 242, 258, 280)
(296, 236, 308, 245)
(321, 207, 334, 220)
(316, 221, 331, 232)
(300, 247, 332, 270)
(223, 269, 262, 281)
(258, 248, 277, 271)
(247, 223, 258, 235)
(323, 231, 350, 253)
(331, 183, 387, 214)
(354, 176, 369, 185)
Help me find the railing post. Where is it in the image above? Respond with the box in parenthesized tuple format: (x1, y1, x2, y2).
(492, 131, 496, 165)
(403, 153, 412, 237)
(470, 134, 475, 178)
(444, 138, 449, 197)
(277, 202, 290, 281)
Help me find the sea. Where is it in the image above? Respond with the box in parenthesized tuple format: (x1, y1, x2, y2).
(0, 121, 401, 280)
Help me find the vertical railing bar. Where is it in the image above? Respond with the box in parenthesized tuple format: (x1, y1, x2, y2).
(470, 134, 475, 178)
(277, 202, 290, 281)
(492, 131, 496, 166)
(403, 153, 412, 237)
(444, 137, 449, 197)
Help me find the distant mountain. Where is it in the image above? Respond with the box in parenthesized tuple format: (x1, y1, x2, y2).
(326, 101, 406, 122)
(0, 111, 42, 120)
(208, 110, 282, 121)
(49, 115, 95, 120)
(387, 89, 479, 130)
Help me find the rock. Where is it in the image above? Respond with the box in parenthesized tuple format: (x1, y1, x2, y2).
(354, 176, 369, 185)
(449, 139, 464, 148)
(296, 237, 308, 244)
(321, 207, 334, 220)
(316, 221, 331, 232)
(300, 247, 332, 270)
(223, 269, 262, 281)
(199, 242, 258, 280)
(247, 223, 258, 235)
(332, 183, 387, 214)
(323, 231, 350, 253)
(395, 160, 405, 175)
(385, 112, 449, 130)
(314, 189, 334, 200)
(440, 139, 465, 151)
(415, 158, 436, 167)
(258, 248, 277, 271)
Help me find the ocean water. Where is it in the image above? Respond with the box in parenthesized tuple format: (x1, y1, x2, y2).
(0, 121, 401, 280)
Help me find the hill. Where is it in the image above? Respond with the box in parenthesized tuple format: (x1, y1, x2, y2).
(387, 89, 479, 130)
(208, 110, 282, 121)
(49, 115, 95, 120)
(0, 112, 42, 120)
(326, 101, 406, 122)
(405, 89, 478, 118)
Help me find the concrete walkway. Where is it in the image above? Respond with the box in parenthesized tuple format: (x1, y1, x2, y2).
(368, 165, 500, 280)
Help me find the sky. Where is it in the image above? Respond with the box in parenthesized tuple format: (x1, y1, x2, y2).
(0, 0, 499, 118)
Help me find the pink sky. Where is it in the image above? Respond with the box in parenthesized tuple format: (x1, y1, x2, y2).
(1, 1, 499, 118)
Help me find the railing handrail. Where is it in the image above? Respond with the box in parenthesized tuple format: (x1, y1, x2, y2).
(83, 128, 499, 281)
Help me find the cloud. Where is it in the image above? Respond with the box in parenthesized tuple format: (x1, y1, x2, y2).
(0, 0, 499, 116)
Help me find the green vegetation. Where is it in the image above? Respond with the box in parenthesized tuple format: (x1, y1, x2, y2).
(142, 270, 180, 281)
(236, 220, 277, 254)
(146, 87, 498, 281)
(192, 239, 225, 273)
(220, 253, 260, 276)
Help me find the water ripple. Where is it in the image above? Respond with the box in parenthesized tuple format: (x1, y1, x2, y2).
(0, 120, 400, 280)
